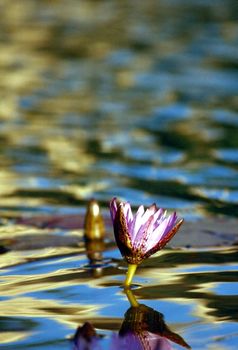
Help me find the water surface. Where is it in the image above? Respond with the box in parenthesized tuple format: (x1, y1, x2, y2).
(0, 1, 238, 349)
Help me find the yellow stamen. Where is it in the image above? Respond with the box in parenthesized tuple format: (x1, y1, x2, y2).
(124, 263, 137, 288)
(124, 288, 139, 307)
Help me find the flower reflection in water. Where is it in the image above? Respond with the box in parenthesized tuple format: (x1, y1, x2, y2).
(72, 289, 191, 350)
(73, 322, 102, 350)
(113, 289, 191, 349)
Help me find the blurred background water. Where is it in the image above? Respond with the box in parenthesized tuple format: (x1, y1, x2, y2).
(0, 0, 238, 349)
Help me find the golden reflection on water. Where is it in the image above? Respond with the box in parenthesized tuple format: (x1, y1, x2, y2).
(0, 296, 100, 329)
(63, 182, 109, 201)
(0, 237, 237, 349)
(0, 263, 87, 297)
(0, 331, 31, 345)
(45, 137, 94, 174)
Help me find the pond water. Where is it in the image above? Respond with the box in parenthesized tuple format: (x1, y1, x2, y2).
(0, 0, 238, 349)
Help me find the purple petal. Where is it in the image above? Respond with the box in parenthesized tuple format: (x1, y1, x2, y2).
(163, 212, 177, 235)
(109, 197, 118, 221)
(152, 208, 165, 230)
(136, 216, 156, 253)
(123, 202, 134, 228)
(145, 215, 175, 251)
(130, 205, 144, 241)
(159, 212, 178, 240)
(132, 205, 164, 247)
(133, 221, 149, 248)
(141, 205, 157, 224)
(136, 205, 145, 217)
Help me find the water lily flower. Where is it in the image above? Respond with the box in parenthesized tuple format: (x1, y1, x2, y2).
(110, 198, 184, 287)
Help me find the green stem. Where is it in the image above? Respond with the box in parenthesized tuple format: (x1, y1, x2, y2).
(124, 263, 137, 288)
